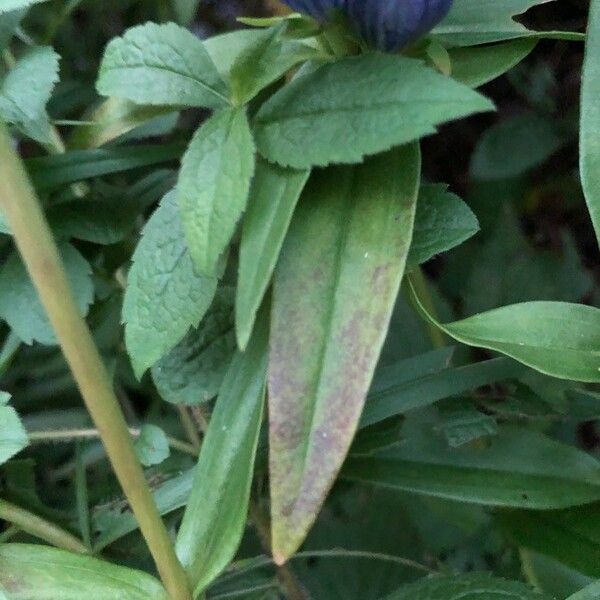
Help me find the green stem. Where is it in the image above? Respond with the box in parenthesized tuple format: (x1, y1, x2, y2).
(28, 427, 198, 458)
(409, 268, 447, 349)
(0, 122, 191, 600)
(0, 525, 20, 543)
(0, 499, 88, 554)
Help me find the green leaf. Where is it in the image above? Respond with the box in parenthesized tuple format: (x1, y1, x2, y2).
(0, 0, 48, 13)
(236, 158, 309, 349)
(134, 425, 170, 467)
(434, 0, 580, 46)
(253, 53, 493, 169)
(384, 573, 549, 599)
(170, 0, 200, 25)
(0, 544, 168, 599)
(70, 97, 177, 149)
(581, 0, 600, 250)
(94, 468, 194, 551)
(568, 581, 600, 600)
(0, 9, 26, 52)
(26, 143, 183, 192)
(0, 243, 94, 346)
(269, 144, 420, 563)
(97, 22, 229, 110)
(449, 39, 537, 88)
(497, 507, 600, 579)
(0, 46, 59, 144)
(204, 29, 268, 79)
(152, 288, 236, 405)
(344, 423, 600, 510)
(123, 191, 217, 378)
(361, 357, 524, 428)
(410, 280, 600, 383)
(408, 183, 479, 266)
(229, 24, 318, 104)
(521, 550, 593, 599)
(176, 307, 268, 595)
(178, 107, 255, 275)
(0, 391, 27, 465)
(470, 113, 565, 180)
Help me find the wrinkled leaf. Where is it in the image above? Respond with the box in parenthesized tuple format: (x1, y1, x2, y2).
(0, 243, 94, 346)
(97, 22, 229, 109)
(254, 53, 493, 169)
(123, 191, 217, 378)
(152, 289, 236, 405)
(178, 107, 255, 275)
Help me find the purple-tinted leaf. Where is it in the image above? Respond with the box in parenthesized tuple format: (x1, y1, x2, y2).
(268, 144, 421, 563)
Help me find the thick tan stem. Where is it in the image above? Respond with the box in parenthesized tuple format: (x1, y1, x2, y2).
(0, 122, 191, 600)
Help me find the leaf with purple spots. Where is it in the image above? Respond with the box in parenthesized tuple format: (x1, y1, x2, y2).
(268, 143, 421, 563)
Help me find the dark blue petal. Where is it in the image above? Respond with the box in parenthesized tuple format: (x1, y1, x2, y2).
(283, 0, 454, 51)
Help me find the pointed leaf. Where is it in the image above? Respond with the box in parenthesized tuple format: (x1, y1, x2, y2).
(434, 0, 573, 46)
(0, 46, 59, 144)
(178, 108, 255, 275)
(230, 24, 318, 104)
(408, 183, 479, 267)
(0, 544, 168, 599)
(410, 280, 600, 383)
(269, 144, 421, 563)
(384, 573, 550, 600)
(0, 391, 27, 465)
(581, 0, 600, 250)
(176, 308, 268, 595)
(236, 158, 309, 349)
(254, 53, 493, 169)
(97, 22, 229, 109)
(344, 424, 600, 509)
(0, 243, 94, 346)
(123, 191, 217, 378)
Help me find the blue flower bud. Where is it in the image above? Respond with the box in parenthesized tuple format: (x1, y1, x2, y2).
(283, 0, 454, 51)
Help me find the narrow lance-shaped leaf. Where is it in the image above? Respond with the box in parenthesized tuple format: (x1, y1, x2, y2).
(253, 52, 493, 169)
(236, 158, 310, 349)
(176, 306, 269, 595)
(123, 191, 217, 378)
(409, 277, 600, 383)
(97, 22, 229, 110)
(269, 143, 421, 563)
(581, 0, 600, 250)
(178, 107, 255, 276)
(0, 544, 168, 600)
(344, 423, 600, 510)
(384, 573, 551, 600)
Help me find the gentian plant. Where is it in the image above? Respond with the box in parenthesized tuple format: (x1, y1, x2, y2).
(0, 0, 599, 599)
